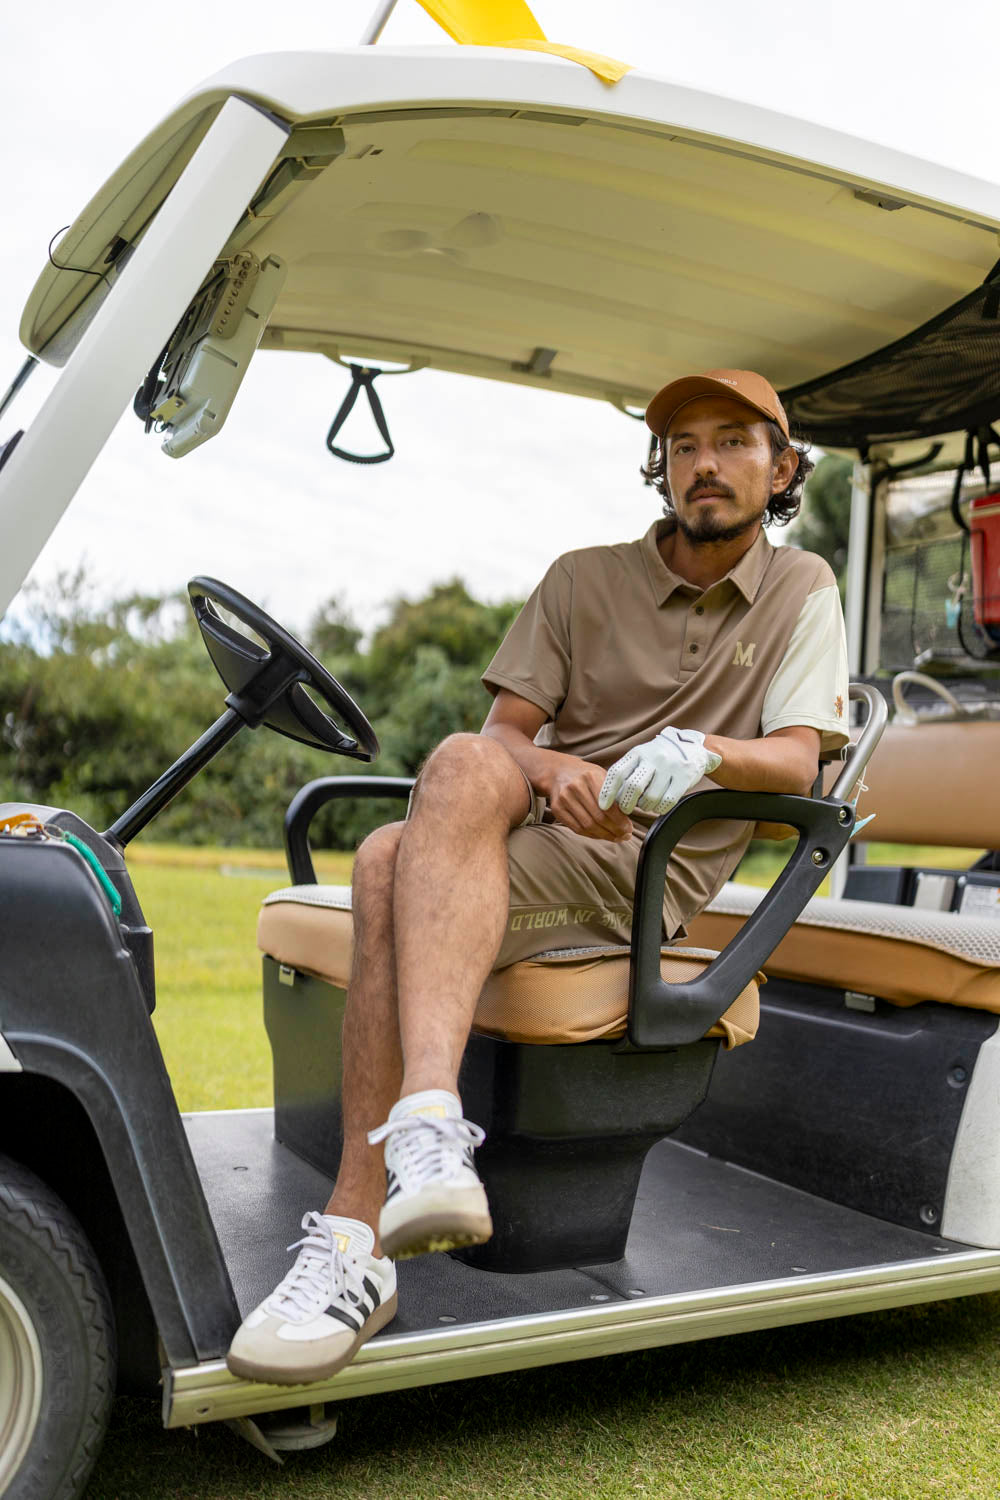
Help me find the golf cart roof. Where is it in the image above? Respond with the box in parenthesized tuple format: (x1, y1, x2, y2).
(20, 46, 1000, 450)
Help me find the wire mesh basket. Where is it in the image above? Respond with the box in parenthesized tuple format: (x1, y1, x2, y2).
(880, 531, 1000, 668)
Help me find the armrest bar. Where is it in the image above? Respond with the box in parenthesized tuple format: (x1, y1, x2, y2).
(626, 682, 885, 1050)
(627, 788, 853, 1048)
(829, 682, 888, 802)
(284, 775, 415, 884)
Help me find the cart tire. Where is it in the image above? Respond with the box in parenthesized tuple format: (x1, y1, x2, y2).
(0, 1153, 116, 1500)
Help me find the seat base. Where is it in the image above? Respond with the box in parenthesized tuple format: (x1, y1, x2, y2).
(456, 1031, 718, 1271)
(263, 957, 719, 1273)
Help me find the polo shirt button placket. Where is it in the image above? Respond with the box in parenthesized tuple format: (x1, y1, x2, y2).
(682, 599, 707, 674)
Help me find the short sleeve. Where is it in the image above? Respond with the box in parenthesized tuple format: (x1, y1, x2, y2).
(760, 580, 850, 753)
(481, 558, 573, 718)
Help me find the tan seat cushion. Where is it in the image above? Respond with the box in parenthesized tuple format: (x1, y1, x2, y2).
(823, 720, 1000, 848)
(686, 881, 1000, 1013)
(258, 886, 759, 1049)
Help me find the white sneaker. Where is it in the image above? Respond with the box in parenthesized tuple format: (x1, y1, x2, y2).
(367, 1090, 493, 1260)
(226, 1213, 397, 1385)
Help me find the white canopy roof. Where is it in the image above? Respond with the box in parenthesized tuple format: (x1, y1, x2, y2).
(20, 46, 1000, 424)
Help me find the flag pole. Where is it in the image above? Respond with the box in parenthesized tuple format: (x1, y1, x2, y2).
(358, 0, 401, 44)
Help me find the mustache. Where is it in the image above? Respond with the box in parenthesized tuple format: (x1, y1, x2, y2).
(685, 480, 736, 502)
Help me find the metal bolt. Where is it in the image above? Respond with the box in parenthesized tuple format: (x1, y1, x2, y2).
(919, 1204, 940, 1226)
(838, 806, 852, 825)
(811, 849, 827, 866)
(948, 1065, 968, 1087)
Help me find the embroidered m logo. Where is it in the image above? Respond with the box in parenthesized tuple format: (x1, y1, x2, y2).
(732, 640, 756, 668)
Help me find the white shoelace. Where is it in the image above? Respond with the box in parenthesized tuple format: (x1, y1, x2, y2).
(265, 1211, 367, 1323)
(367, 1113, 486, 1189)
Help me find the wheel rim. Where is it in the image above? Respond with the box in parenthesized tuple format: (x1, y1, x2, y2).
(0, 1272, 43, 1491)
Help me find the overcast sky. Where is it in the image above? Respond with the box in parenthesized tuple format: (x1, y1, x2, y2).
(2, 0, 997, 636)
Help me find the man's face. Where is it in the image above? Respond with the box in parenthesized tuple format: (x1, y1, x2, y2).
(663, 394, 795, 545)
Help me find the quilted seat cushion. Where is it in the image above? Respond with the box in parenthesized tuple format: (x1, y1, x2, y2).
(258, 885, 759, 1048)
(686, 881, 1000, 1012)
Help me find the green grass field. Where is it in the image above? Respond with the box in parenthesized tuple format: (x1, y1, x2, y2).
(129, 841, 353, 1111)
(81, 840, 999, 1499)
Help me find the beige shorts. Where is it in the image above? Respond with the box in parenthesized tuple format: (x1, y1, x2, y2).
(410, 766, 649, 970)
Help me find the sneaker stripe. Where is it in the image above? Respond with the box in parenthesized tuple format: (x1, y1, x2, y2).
(325, 1304, 363, 1332)
(362, 1277, 382, 1309)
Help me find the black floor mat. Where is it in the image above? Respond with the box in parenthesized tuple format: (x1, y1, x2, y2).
(184, 1109, 964, 1336)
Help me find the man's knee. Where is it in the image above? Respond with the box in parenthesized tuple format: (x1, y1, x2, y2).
(353, 820, 405, 889)
(417, 733, 527, 821)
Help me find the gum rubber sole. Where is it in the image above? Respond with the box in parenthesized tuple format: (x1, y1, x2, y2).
(226, 1290, 399, 1386)
(381, 1212, 493, 1261)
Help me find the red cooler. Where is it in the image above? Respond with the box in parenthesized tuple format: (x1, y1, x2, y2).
(970, 492, 1000, 641)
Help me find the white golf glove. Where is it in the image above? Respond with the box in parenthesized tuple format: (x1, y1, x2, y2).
(598, 727, 722, 817)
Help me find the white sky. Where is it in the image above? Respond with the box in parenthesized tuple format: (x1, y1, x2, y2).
(2, 0, 997, 635)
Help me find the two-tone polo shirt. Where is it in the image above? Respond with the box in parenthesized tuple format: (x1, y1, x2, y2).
(482, 518, 850, 933)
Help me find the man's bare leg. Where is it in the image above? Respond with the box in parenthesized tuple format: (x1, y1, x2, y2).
(227, 735, 529, 1376)
(226, 825, 406, 1383)
(392, 734, 531, 1097)
(321, 733, 525, 1235)
(228, 816, 417, 1381)
(356, 734, 530, 1257)
(322, 820, 406, 1252)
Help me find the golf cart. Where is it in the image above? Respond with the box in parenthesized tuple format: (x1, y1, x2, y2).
(4, 30, 1000, 1500)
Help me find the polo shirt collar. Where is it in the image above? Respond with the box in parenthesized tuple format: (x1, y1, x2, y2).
(641, 518, 773, 606)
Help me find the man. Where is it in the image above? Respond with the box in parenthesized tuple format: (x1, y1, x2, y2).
(227, 368, 850, 1384)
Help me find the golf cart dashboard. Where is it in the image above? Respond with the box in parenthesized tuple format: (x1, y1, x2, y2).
(0, 803, 155, 1012)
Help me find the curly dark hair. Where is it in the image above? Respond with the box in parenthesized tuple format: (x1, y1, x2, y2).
(642, 419, 815, 528)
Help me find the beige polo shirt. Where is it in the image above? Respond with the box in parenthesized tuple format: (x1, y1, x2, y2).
(482, 518, 850, 933)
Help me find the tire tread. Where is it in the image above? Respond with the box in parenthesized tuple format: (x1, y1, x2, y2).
(0, 1153, 116, 1500)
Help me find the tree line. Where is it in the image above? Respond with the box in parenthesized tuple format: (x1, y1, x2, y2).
(0, 457, 850, 851)
(1, 573, 522, 850)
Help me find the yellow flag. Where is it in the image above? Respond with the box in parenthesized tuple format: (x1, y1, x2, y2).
(414, 0, 545, 45)
(412, 0, 631, 85)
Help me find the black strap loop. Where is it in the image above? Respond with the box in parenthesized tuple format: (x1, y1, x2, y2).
(951, 431, 976, 533)
(325, 364, 395, 464)
(949, 426, 1000, 533)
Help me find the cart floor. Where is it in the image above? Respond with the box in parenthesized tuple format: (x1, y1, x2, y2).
(184, 1108, 965, 1333)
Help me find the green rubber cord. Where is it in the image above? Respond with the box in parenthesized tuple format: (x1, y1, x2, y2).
(62, 831, 123, 918)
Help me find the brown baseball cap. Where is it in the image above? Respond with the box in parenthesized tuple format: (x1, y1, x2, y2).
(646, 368, 790, 442)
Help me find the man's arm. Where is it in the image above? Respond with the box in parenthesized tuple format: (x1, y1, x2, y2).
(704, 725, 821, 799)
(598, 722, 821, 818)
(482, 689, 633, 843)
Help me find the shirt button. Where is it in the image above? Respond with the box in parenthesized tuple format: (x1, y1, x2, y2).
(689, 643, 699, 654)
(695, 605, 705, 615)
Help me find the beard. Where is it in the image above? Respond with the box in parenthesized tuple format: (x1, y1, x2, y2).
(670, 479, 767, 545)
(674, 507, 760, 545)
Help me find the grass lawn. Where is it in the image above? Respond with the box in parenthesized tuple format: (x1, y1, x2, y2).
(81, 840, 1000, 1499)
(128, 840, 353, 1111)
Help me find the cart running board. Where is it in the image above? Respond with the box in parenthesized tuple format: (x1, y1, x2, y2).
(164, 1248, 1000, 1429)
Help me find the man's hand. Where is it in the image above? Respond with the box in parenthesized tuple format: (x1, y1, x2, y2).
(482, 692, 633, 841)
(547, 757, 634, 841)
(599, 727, 722, 817)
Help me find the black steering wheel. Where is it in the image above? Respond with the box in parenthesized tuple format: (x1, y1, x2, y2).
(187, 577, 379, 760)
